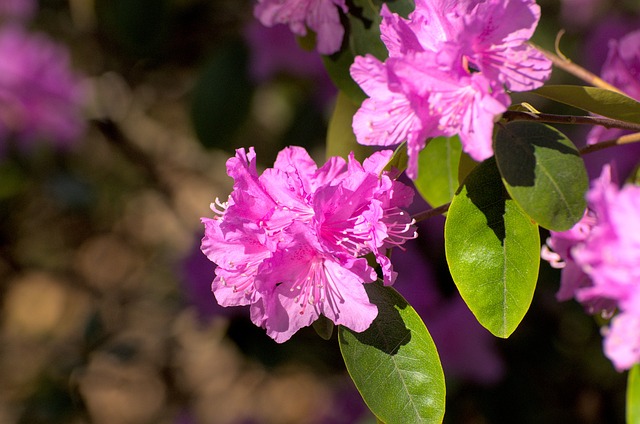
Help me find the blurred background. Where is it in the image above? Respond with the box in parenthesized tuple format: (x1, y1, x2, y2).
(0, 0, 639, 423)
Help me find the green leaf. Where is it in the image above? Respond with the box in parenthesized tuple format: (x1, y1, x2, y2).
(312, 315, 334, 340)
(494, 122, 588, 231)
(414, 136, 462, 207)
(533, 85, 640, 124)
(339, 282, 445, 424)
(628, 364, 640, 424)
(444, 158, 540, 338)
(383, 142, 408, 174)
(326, 91, 371, 160)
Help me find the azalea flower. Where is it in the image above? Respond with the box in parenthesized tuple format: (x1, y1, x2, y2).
(0, 25, 86, 156)
(254, 0, 347, 55)
(350, 0, 551, 179)
(201, 147, 416, 342)
(542, 165, 640, 370)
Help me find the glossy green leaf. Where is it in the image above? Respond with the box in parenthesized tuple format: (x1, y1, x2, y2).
(494, 121, 588, 231)
(339, 282, 445, 424)
(533, 85, 640, 124)
(444, 158, 540, 338)
(415, 136, 462, 207)
(326, 91, 371, 161)
(628, 364, 640, 424)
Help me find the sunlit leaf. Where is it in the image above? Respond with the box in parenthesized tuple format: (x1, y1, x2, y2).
(445, 158, 540, 338)
(339, 282, 445, 424)
(414, 136, 461, 207)
(533, 85, 640, 124)
(494, 121, 588, 231)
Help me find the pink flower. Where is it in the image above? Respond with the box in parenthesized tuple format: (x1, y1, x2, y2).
(201, 147, 416, 342)
(542, 165, 640, 370)
(350, 0, 551, 179)
(587, 29, 640, 146)
(254, 0, 347, 55)
(0, 25, 86, 155)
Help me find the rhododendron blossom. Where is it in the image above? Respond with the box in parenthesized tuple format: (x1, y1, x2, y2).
(542, 165, 640, 370)
(350, 0, 551, 178)
(254, 0, 347, 55)
(201, 147, 416, 342)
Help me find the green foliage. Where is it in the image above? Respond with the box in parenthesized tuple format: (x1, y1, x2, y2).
(190, 40, 253, 150)
(323, 0, 414, 104)
(444, 158, 540, 338)
(628, 365, 640, 424)
(494, 122, 588, 231)
(414, 136, 462, 207)
(326, 91, 371, 160)
(339, 282, 445, 424)
(533, 85, 640, 124)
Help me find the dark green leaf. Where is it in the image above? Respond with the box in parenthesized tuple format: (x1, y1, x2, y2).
(414, 136, 462, 207)
(312, 315, 334, 340)
(533, 85, 640, 124)
(444, 158, 540, 338)
(494, 121, 588, 231)
(339, 282, 445, 424)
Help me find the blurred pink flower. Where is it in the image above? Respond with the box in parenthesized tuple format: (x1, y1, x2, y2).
(0, 25, 86, 155)
(201, 147, 416, 342)
(350, 0, 551, 179)
(254, 0, 347, 55)
(542, 165, 640, 370)
(0, 0, 36, 22)
(587, 29, 640, 145)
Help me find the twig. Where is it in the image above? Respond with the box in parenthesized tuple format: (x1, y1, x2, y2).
(502, 111, 640, 132)
(579, 132, 640, 155)
(413, 202, 450, 223)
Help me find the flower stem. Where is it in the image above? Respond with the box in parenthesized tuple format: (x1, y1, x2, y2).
(580, 132, 640, 155)
(501, 111, 640, 133)
(413, 202, 450, 223)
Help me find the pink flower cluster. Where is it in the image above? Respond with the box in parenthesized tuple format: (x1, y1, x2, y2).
(201, 147, 416, 342)
(254, 0, 347, 55)
(0, 25, 86, 154)
(542, 165, 640, 370)
(350, 0, 552, 179)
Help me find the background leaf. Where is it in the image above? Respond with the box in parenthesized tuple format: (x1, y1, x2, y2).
(339, 282, 445, 424)
(494, 121, 588, 231)
(414, 136, 462, 207)
(533, 85, 640, 124)
(444, 158, 540, 338)
(326, 91, 371, 160)
(190, 40, 253, 150)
